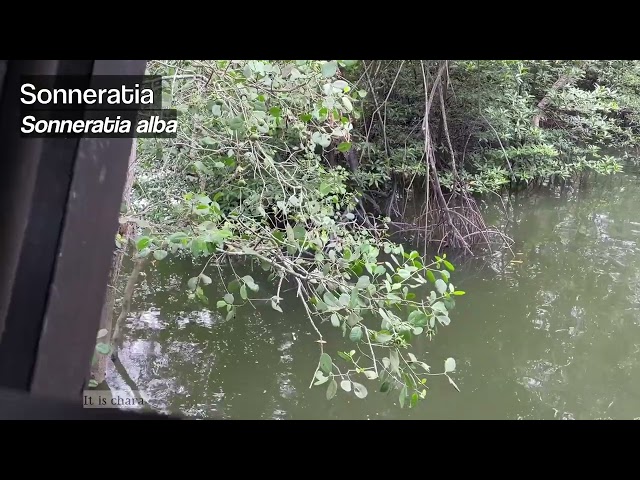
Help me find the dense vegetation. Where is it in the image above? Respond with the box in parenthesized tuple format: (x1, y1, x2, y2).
(95, 60, 640, 408)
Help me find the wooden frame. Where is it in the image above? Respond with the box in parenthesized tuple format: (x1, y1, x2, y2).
(0, 60, 176, 419)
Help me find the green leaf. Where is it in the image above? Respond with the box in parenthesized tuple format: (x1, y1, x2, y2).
(337, 351, 351, 361)
(443, 259, 455, 271)
(364, 370, 378, 380)
(337, 293, 350, 308)
(340, 380, 352, 392)
(410, 392, 419, 408)
(319, 353, 332, 374)
(136, 236, 151, 251)
(389, 350, 400, 373)
(349, 326, 363, 342)
(432, 301, 447, 313)
(168, 232, 188, 243)
(440, 270, 451, 281)
(243, 276, 259, 292)
(314, 371, 329, 386)
(453, 290, 466, 296)
(199, 274, 212, 285)
(358, 90, 367, 98)
(195, 286, 208, 304)
(224, 293, 234, 304)
(312, 131, 332, 148)
(269, 106, 281, 117)
(95, 343, 111, 355)
(412, 327, 423, 335)
(88, 379, 98, 388)
(342, 97, 353, 112)
(435, 279, 447, 294)
(240, 284, 248, 300)
(399, 385, 408, 408)
(326, 378, 338, 400)
(380, 381, 390, 393)
(445, 357, 456, 373)
(353, 382, 368, 399)
(323, 291, 338, 307)
(337, 142, 352, 152)
(376, 333, 393, 343)
(216, 300, 226, 308)
(346, 311, 360, 327)
(228, 279, 240, 292)
(228, 116, 244, 131)
(330, 313, 340, 327)
(202, 137, 216, 146)
(187, 277, 198, 292)
(356, 276, 370, 289)
(426, 270, 436, 283)
(408, 310, 428, 327)
(153, 249, 168, 261)
(374, 265, 386, 275)
(322, 61, 338, 78)
(319, 182, 332, 195)
(333, 79, 348, 90)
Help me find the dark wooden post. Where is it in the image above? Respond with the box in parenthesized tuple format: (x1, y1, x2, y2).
(0, 60, 176, 418)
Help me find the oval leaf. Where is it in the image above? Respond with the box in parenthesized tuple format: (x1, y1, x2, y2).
(399, 385, 408, 408)
(444, 357, 456, 373)
(326, 378, 338, 400)
(356, 276, 370, 289)
(136, 236, 151, 251)
(340, 380, 352, 392)
(322, 61, 338, 78)
(364, 370, 378, 380)
(337, 142, 352, 152)
(352, 382, 368, 399)
(349, 325, 363, 342)
(389, 349, 400, 373)
(319, 353, 332, 374)
(96, 329, 108, 339)
(314, 371, 329, 386)
(153, 249, 168, 261)
(435, 278, 447, 295)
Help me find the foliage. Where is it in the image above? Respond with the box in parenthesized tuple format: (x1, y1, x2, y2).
(356, 60, 637, 200)
(128, 60, 462, 407)
(122, 59, 640, 408)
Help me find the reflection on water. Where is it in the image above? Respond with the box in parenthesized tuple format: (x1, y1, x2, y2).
(108, 164, 640, 419)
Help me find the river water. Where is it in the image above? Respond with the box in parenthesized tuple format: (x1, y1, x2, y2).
(108, 164, 640, 419)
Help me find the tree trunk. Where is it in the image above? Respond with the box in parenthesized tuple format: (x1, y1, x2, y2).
(90, 141, 137, 386)
(532, 74, 573, 128)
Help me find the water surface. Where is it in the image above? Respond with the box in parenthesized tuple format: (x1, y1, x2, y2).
(108, 165, 640, 419)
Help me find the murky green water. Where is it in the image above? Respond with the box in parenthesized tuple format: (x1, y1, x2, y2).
(108, 164, 640, 419)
